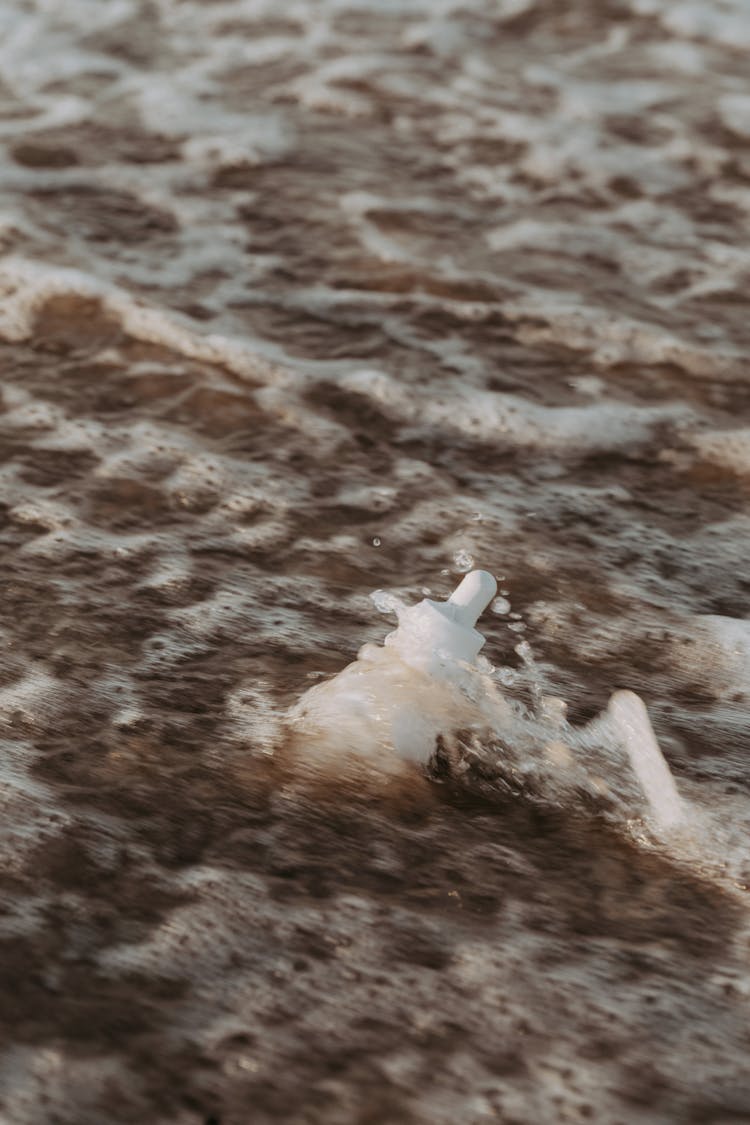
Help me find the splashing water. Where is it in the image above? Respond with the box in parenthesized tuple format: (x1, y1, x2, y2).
(453, 548, 475, 573)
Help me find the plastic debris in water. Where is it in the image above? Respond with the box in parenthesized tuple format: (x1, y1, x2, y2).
(290, 570, 499, 764)
(384, 569, 497, 677)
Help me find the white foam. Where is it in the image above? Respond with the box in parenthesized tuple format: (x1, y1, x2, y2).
(679, 614, 750, 699)
(342, 366, 691, 453)
(718, 94, 750, 139)
(0, 258, 284, 386)
(692, 427, 750, 476)
(658, 0, 750, 50)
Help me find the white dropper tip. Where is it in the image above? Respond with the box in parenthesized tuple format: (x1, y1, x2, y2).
(446, 570, 498, 628)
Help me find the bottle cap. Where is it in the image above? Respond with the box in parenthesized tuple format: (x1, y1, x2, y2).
(385, 569, 497, 675)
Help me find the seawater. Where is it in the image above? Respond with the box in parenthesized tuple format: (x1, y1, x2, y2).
(1, 1, 750, 1122)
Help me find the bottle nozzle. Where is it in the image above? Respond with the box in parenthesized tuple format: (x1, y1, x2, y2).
(446, 570, 497, 628)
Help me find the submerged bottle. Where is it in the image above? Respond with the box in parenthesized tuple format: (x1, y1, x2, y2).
(290, 570, 498, 763)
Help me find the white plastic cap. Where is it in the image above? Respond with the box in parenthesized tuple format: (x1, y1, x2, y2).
(385, 569, 497, 676)
(445, 570, 498, 628)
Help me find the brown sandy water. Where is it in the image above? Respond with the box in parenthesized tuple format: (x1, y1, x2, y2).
(1, 1, 750, 1122)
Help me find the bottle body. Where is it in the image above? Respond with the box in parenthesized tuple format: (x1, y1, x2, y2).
(290, 571, 498, 764)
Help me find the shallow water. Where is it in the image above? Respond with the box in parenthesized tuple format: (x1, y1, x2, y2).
(1, 1, 750, 1122)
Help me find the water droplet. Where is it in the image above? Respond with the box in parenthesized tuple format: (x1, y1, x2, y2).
(370, 589, 405, 616)
(491, 597, 511, 615)
(453, 548, 474, 572)
(372, 537, 381, 547)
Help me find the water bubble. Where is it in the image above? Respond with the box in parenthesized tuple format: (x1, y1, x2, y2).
(370, 589, 405, 616)
(508, 621, 526, 633)
(491, 596, 511, 615)
(453, 548, 474, 572)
